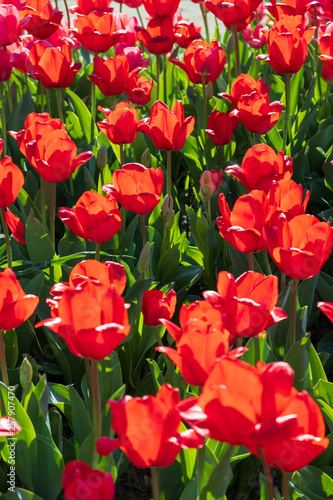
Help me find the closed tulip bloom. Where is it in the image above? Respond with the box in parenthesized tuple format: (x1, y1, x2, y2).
(141, 0, 180, 17)
(205, 109, 241, 146)
(20, 0, 63, 39)
(0, 48, 13, 81)
(200, 169, 223, 198)
(242, 23, 268, 49)
(58, 191, 122, 244)
(267, 179, 310, 225)
(71, 11, 114, 53)
(220, 73, 269, 109)
(170, 39, 226, 84)
(125, 72, 153, 106)
(258, 15, 315, 73)
(263, 214, 333, 280)
(4, 209, 25, 244)
(225, 144, 293, 192)
(237, 91, 283, 134)
(62, 461, 115, 500)
(142, 289, 177, 327)
(0, 156, 24, 208)
(10, 113, 93, 183)
(217, 190, 274, 254)
(0, 4, 22, 46)
(36, 279, 130, 359)
(137, 100, 195, 151)
(89, 55, 129, 96)
(28, 40, 81, 89)
(97, 102, 138, 145)
(205, 0, 262, 30)
(0, 268, 39, 331)
(136, 16, 176, 55)
(203, 271, 287, 341)
(97, 384, 204, 468)
(102, 163, 164, 215)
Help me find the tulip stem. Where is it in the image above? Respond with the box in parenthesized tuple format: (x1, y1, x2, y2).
(91, 82, 96, 144)
(84, 358, 94, 404)
(281, 272, 286, 293)
(207, 197, 212, 225)
(140, 214, 147, 246)
(236, 336, 243, 348)
(248, 252, 254, 272)
(151, 467, 160, 500)
(200, 3, 210, 41)
(41, 85, 45, 113)
(232, 24, 240, 76)
(49, 182, 56, 250)
(136, 7, 144, 26)
(0, 209, 12, 269)
(219, 145, 223, 170)
(290, 279, 299, 349)
(263, 249, 272, 275)
(283, 471, 290, 500)
(91, 359, 101, 467)
(202, 75, 208, 130)
(56, 88, 64, 123)
(0, 330, 9, 387)
(120, 143, 124, 167)
(95, 243, 100, 261)
(197, 430, 205, 498)
(258, 447, 274, 500)
(63, 0, 71, 31)
(167, 150, 172, 196)
(40, 177, 47, 231)
(154, 326, 170, 369)
(283, 73, 291, 152)
(0, 82, 7, 156)
(163, 55, 167, 106)
(7, 82, 13, 113)
(45, 88, 52, 116)
(156, 55, 160, 101)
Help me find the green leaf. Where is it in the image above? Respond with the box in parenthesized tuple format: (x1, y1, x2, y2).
(66, 88, 97, 144)
(68, 386, 92, 447)
(200, 445, 234, 500)
(292, 465, 333, 498)
(4, 330, 18, 369)
(3, 489, 45, 500)
(284, 335, 312, 391)
(25, 215, 55, 263)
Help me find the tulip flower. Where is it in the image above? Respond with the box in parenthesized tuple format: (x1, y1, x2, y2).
(217, 190, 274, 254)
(242, 23, 268, 49)
(0, 4, 22, 46)
(102, 163, 164, 216)
(205, 0, 261, 30)
(20, 0, 63, 39)
(136, 16, 176, 55)
(97, 102, 138, 145)
(0, 413, 21, 437)
(28, 40, 81, 89)
(97, 384, 204, 468)
(174, 20, 202, 49)
(4, 209, 25, 244)
(237, 90, 283, 135)
(170, 39, 226, 85)
(70, 0, 112, 14)
(220, 73, 269, 109)
(115, 45, 150, 73)
(225, 144, 293, 193)
(205, 109, 241, 146)
(200, 170, 223, 198)
(58, 191, 122, 244)
(89, 55, 129, 96)
(142, 289, 177, 327)
(318, 301, 333, 323)
(36, 278, 130, 359)
(141, 0, 180, 17)
(71, 11, 114, 53)
(317, 23, 333, 82)
(125, 72, 153, 106)
(62, 461, 115, 500)
(0, 156, 24, 209)
(266, 0, 318, 19)
(203, 271, 287, 342)
(267, 179, 310, 225)
(263, 214, 333, 280)
(0, 48, 13, 82)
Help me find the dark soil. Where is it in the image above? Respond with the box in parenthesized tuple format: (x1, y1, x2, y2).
(115, 464, 151, 500)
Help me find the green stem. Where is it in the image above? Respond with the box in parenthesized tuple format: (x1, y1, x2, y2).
(91, 81, 96, 144)
(254, 336, 261, 363)
(167, 149, 172, 196)
(247, 252, 254, 272)
(84, 358, 93, 401)
(258, 447, 274, 500)
(155, 326, 170, 369)
(56, 88, 64, 122)
(120, 143, 124, 167)
(263, 249, 272, 275)
(197, 386, 205, 499)
(40, 176, 47, 231)
(63, 0, 71, 30)
(283, 73, 291, 152)
(200, 3, 210, 41)
(49, 182, 56, 249)
(0, 330, 9, 387)
(156, 55, 160, 101)
(219, 145, 223, 170)
(237, 336, 243, 348)
(95, 243, 100, 261)
(91, 359, 101, 468)
(40, 85, 45, 113)
(7, 81, 13, 113)
(283, 471, 290, 500)
(140, 214, 147, 246)
(281, 272, 286, 293)
(0, 209, 12, 268)
(207, 196, 212, 225)
(45, 88, 52, 116)
(163, 54, 167, 106)
(136, 6, 144, 25)
(202, 74, 208, 130)
(227, 54, 232, 92)
(151, 467, 160, 500)
(232, 24, 240, 76)
(290, 279, 299, 349)
(0, 82, 7, 156)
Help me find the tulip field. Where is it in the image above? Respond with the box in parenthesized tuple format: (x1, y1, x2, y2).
(3, 0, 333, 499)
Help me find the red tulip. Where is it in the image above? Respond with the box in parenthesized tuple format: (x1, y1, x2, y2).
(220, 73, 269, 109)
(0, 268, 39, 331)
(142, 289, 177, 327)
(115, 44, 150, 73)
(89, 55, 129, 96)
(318, 301, 333, 323)
(58, 191, 122, 244)
(267, 0, 318, 18)
(141, 0, 180, 17)
(97, 102, 138, 145)
(9, 112, 93, 183)
(4, 209, 25, 244)
(225, 144, 293, 192)
(136, 16, 176, 55)
(0, 156, 24, 208)
(0, 4, 22, 46)
(258, 15, 315, 73)
(170, 39, 226, 84)
(267, 178, 310, 225)
(317, 23, 333, 82)
(175, 20, 202, 49)
(203, 271, 287, 341)
(28, 40, 81, 89)
(62, 461, 115, 500)
(242, 23, 268, 49)
(137, 100, 195, 151)
(125, 72, 153, 106)
(237, 90, 283, 134)
(102, 163, 164, 215)
(205, 0, 262, 30)
(70, 0, 112, 15)
(36, 278, 130, 359)
(71, 11, 114, 53)
(205, 109, 241, 146)
(20, 0, 63, 39)
(97, 384, 204, 468)
(0, 48, 13, 81)
(217, 190, 274, 254)
(263, 214, 333, 279)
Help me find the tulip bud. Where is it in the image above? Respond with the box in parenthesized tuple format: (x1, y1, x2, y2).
(165, 210, 175, 230)
(160, 194, 173, 221)
(20, 356, 32, 389)
(137, 242, 151, 273)
(141, 148, 151, 168)
(206, 81, 214, 100)
(226, 33, 235, 55)
(97, 144, 108, 171)
(199, 170, 223, 199)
